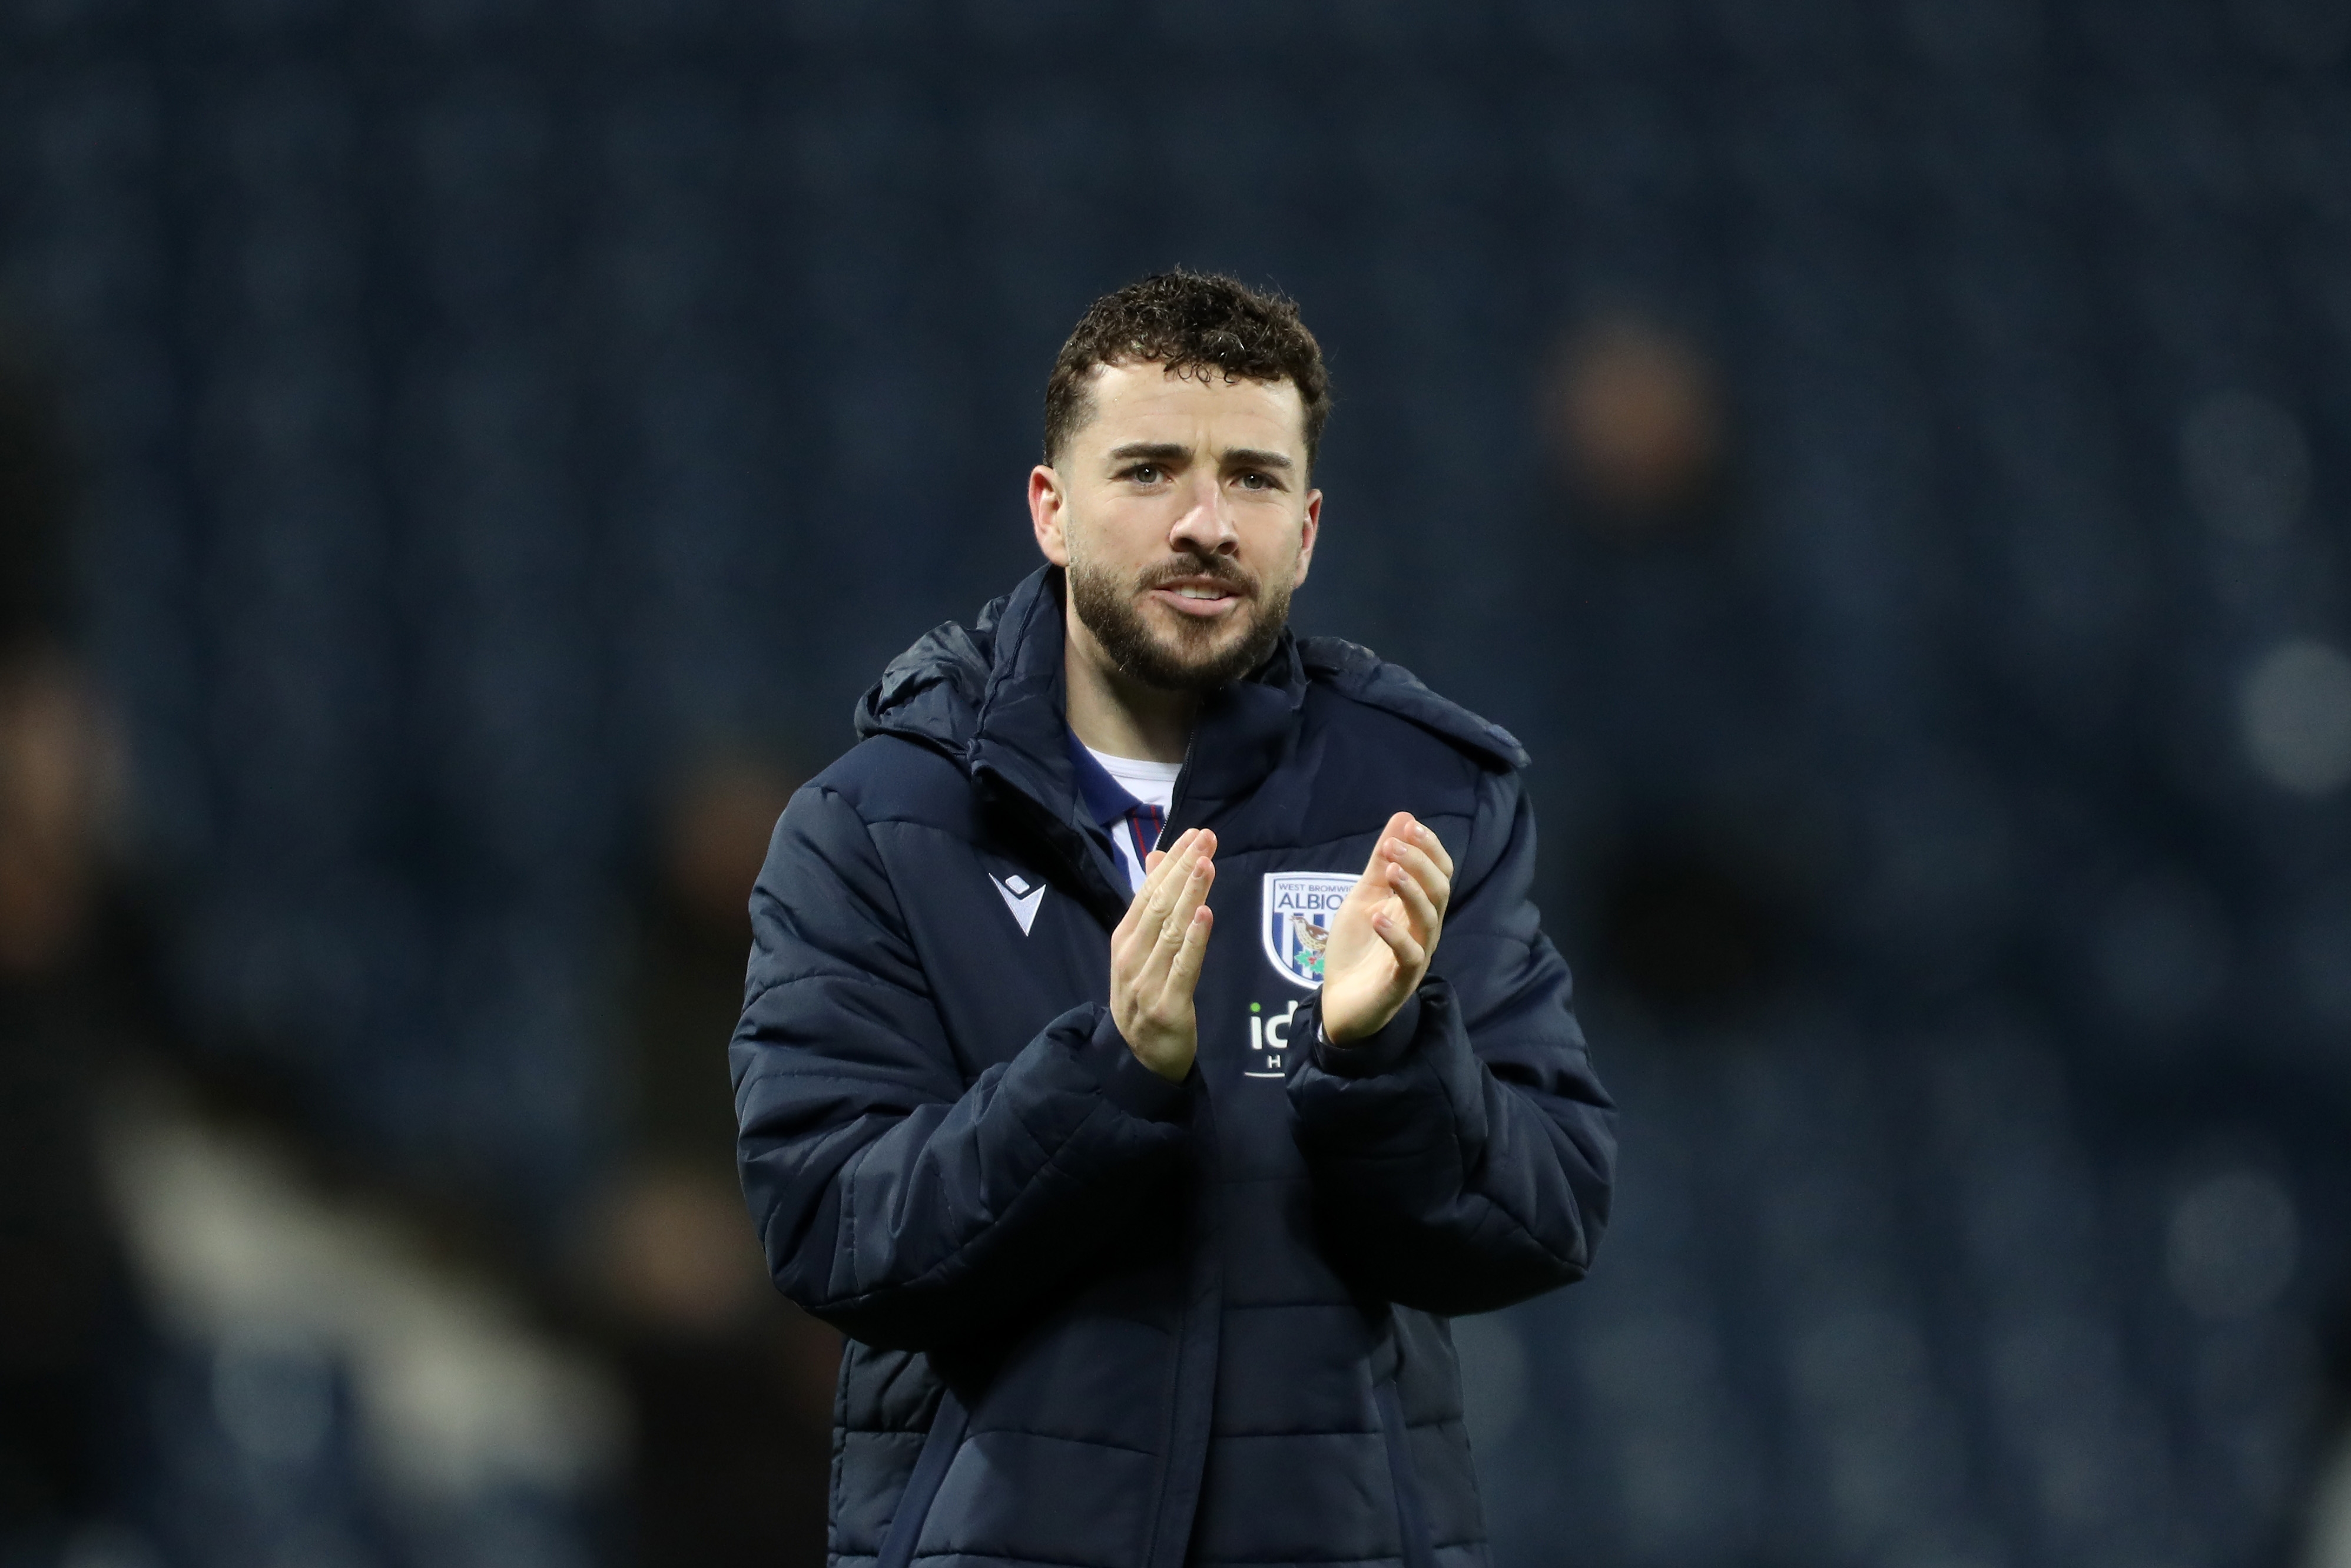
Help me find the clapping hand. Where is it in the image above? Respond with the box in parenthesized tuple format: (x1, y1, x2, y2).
(1319, 813, 1453, 1045)
(1110, 828, 1217, 1082)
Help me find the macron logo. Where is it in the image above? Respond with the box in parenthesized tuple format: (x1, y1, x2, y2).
(990, 872, 1046, 936)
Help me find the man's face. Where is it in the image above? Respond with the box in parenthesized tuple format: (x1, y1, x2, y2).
(1030, 360, 1322, 692)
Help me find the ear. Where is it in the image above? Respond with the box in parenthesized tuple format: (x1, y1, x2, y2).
(1029, 465, 1070, 566)
(1291, 487, 1322, 589)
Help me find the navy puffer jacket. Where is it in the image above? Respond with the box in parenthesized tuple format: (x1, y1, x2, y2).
(732, 567, 1614, 1568)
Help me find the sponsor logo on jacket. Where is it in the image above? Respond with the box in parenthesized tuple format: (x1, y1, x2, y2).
(1245, 999, 1301, 1078)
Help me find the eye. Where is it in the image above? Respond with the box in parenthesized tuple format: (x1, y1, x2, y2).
(1237, 470, 1272, 491)
(1126, 464, 1161, 484)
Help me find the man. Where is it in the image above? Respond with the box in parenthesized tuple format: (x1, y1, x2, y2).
(732, 271, 1614, 1568)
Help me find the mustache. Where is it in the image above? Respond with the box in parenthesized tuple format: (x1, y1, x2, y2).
(1135, 555, 1258, 597)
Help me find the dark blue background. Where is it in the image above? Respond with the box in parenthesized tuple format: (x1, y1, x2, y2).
(7, 1, 2351, 1564)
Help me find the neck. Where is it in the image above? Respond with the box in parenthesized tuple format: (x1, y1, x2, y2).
(1062, 612, 1196, 764)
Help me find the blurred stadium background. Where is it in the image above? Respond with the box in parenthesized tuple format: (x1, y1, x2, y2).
(6, 1, 2351, 1566)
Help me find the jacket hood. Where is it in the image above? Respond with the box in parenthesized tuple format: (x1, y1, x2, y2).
(852, 592, 1009, 761)
(854, 565, 1528, 774)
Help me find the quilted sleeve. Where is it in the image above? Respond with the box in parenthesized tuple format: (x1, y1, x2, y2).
(731, 780, 1192, 1351)
(1285, 770, 1616, 1316)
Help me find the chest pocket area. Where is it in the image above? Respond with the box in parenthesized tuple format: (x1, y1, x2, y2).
(903, 846, 1109, 1073)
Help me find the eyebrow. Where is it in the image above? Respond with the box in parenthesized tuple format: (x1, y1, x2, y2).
(1105, 442, 1296, 471)
(1221, 447, 1295, 472)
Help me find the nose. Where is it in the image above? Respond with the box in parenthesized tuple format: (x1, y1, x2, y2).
(1166, 470, 1238, 557)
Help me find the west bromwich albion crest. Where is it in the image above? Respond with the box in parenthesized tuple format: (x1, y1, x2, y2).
(1261, 872, 1356, 988)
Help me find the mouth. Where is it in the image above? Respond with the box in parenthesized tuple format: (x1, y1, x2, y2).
(1145, 576, 1248, 619)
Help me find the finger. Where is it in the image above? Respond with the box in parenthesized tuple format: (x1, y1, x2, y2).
(1120, 832, 1183, 916)
(1158, 903, 1214, 1006)
(1363, 818, 1410, 879)
(1162, 850, 1216, 944)
(1119, 831, 1213, 973)
(1150, 828, 1215, 897)
(1387, 858, 1442, 941)
(1384, 839, 1451, 916)
(1359, 814, 1415, 877)
(1139, 829, 1199, 904)
(1410, 818, 1454, 880)
(1373, 909, 1427, 970)
(1123, 829, 1199, 939)
(1351, 828, 1401, 902)
(1141, 850, 1216, 983)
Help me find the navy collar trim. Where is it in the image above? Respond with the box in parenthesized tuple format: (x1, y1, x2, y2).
(1065, 730, 1143, 829)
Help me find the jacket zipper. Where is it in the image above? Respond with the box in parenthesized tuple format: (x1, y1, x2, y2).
(1374, 1380, 1441, 1568)
(974, 763, 1129, 930)
(1156, 725, 1201, 852)
(875, 1389, 969, 1568)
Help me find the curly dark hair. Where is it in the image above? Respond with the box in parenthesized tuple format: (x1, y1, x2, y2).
(1043, 269, 1331, 473)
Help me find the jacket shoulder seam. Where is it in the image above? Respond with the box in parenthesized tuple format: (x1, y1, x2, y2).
(1298, 639, 1526, 770)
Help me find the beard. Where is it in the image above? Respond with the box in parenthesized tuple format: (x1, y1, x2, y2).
(1066, 546, 1295, 694)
